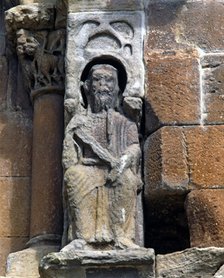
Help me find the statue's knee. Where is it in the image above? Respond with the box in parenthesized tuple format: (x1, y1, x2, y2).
(64, 165, 82, 184)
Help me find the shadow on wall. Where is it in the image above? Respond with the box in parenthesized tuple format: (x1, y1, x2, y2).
(144, 194, 190, 254)
(147, 0, 187, 27)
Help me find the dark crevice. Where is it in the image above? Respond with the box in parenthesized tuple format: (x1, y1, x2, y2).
(144, 194, 190, 254)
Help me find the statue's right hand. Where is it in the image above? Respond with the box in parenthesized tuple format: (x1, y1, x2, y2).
(106, 160, 122, 186)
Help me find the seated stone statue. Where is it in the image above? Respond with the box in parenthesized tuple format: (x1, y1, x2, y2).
(62, 64, 142, 250)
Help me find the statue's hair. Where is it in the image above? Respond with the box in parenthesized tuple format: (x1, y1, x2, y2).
(88, 64, 118, 81)
(84, 64, 120, 95)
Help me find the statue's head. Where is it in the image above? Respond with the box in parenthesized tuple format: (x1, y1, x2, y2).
(84, 64, 120, 113)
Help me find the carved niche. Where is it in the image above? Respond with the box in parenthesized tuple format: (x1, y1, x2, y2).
(62, 11, 145, 251)
(63, 64, 143, 250)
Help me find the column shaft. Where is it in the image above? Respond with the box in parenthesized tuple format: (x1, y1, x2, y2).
(30, 93, 64, 238)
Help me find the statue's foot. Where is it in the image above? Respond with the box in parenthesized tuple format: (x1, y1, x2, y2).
(61, 239, 88, 251)
(95, 233, 113, 244)
(115, 237, 139, 250)
(61, 238, 113, 252)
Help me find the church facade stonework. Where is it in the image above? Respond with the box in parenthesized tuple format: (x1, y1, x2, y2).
(1, 0, 224, 277)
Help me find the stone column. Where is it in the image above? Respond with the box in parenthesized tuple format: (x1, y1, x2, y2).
(30, 92, 64, 242)
(5, 4, 66, 246)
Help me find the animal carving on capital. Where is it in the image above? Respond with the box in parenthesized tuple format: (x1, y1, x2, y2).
(16, 29, 65, 95)
(62, 64, 143, 251)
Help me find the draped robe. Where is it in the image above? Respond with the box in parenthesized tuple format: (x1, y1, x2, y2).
(63, 109, 142, 248)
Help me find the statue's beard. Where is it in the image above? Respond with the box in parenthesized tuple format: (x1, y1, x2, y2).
(91, 92, 115, 113)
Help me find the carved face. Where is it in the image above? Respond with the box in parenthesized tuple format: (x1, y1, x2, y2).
(85, 65, 119, 113)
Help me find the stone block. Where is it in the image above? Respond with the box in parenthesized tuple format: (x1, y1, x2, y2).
(146, 0, 224, 52)
(68, 0, 144, 12)
(0, 57, 8, 110)
(156, 247, 224, 278)
(66, 11, 144, 101)
(0, 112, 32, 177)
(144, 126, 224, 199)
(184, 126, 224, 188)
(6, 245, 60, 278)
(0, 237, 28, 276)
(144, 127, 189, 198)
(186, 189, 224, 248)
(201, 54, 224, 124)
(0, 177, 31, 237)
(40, 248, 155, 278)
(145, 50, 200, 134)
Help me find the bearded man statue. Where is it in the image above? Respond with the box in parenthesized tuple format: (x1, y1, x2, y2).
(62, 64, 142, 250)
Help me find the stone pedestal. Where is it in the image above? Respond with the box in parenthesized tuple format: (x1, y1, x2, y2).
(39, 248, 155, 278)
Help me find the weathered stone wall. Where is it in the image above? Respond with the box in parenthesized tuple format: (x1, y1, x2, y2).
(0, 1, 32, 275)
(144, 0, 224, 255)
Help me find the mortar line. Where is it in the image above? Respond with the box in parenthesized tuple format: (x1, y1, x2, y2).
(181, 129, 191, 186)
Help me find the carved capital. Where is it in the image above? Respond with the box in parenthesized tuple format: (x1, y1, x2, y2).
(16, 28, 65, 100)
(5, 3, 66, 100)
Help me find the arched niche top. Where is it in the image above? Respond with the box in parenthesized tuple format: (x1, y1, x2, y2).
(66, 11, 144, 100)
(86, 33, 122, 51)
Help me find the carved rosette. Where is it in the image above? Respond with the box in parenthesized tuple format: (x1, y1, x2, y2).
(5, 3, 66, 101)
